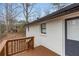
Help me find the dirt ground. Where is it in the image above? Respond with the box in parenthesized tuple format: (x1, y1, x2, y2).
(0, 33, 26, 43)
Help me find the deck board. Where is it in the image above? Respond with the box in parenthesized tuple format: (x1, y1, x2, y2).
(13, 45, 59, 56)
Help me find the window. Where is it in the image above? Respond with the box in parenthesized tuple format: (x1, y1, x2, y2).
(41, 23, 46, 34)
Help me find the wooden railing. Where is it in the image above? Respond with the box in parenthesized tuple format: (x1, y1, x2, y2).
(0, 40, 7, 56)
(0, 36, 34, 56)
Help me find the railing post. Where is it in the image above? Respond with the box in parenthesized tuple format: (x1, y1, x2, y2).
(27, 37, 34, 50)
(0, 47, 5, 56)
(31, 37, 34, 49)
(4, 46, 6, 56)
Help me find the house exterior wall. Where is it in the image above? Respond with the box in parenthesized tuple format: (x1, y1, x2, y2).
(41, 19, 64, 55)
(26, 18, 65, 55)
(26, 11, 79, 56)
(26, 24, 42, 46)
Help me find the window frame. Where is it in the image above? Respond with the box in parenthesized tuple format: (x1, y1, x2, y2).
(41, 23, 46, 34)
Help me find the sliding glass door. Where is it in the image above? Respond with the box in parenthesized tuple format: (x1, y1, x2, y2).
(65, 18, 79, 56)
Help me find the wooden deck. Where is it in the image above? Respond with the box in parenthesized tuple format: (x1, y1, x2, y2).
(0, 33, 59, 56)
(13, 45, 59, 56)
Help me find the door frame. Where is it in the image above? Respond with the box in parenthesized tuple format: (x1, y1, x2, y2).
(65, 16, 79, 55)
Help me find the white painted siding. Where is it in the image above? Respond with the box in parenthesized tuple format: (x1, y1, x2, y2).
(45, 19, 64, 55)
(26, 19, 64, 55)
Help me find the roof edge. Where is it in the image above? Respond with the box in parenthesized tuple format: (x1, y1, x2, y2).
(27, 3, 79, 25)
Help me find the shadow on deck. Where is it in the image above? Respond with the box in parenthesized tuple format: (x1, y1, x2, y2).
(13, 45, 59, 56)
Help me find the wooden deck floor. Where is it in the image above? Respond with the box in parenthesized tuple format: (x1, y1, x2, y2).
(13, 45, 59, 56)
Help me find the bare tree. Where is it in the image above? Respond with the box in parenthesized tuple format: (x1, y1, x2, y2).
(5, 3, 22, 33)
(22, 3, 36, 23)
(0, 4, 6, 37)
(22, 3, 36, 31)
(43, 8, 51, 15)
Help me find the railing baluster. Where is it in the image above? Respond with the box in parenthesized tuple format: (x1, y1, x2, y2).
(13, 41, 14, 54)
(23, 40, 25, 50)
(24, 40, 26, 50)
(5, 41, 8, 56)
(14, 41, 15, 53)
(14, 41, 16, 53)
(8, 42, 11, 55)
(17, 40, 18, 52)
(18, 40, 20, 51)
(22, 40, 24, 50)
(21, 40, 22, 51)
(15, 41, 17, 52)
(11, 41, 13, 55)
(19, 40, 20, 51)
(20, 40, 22, 50)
